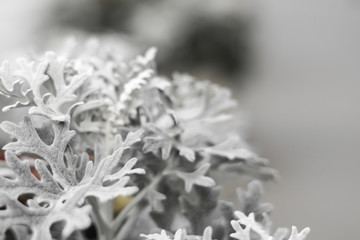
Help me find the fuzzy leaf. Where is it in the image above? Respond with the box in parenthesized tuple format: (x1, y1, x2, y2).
(288, 226, 310, 240)
(0, 61, 24, 98)
(235, 212, 270, 239)
(147, 189, 166, 212)
(273, 228, 289, 240)
(0, 117, 145, 239)
(176, 163, 215, 193)
(236, 180, 273, 221)
(72, 100, 106, 132)
(143, 136, 172, 160)
(140, 226, 213, 240)
(178, 145, 195, 162)
(202, 136, 254, 161)
(231, 211, 310, 240)
(230, 220, 251, 240)
(14, 58, 49, 98)
(0, 59, 38, 112)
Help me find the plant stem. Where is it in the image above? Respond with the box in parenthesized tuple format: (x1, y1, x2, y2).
(111, 173, 163, 232)
(111, 150, 177, 238)
(114, 205, 140, 240)
(87, 198, 112, 240)
(104, 119, 113, 156)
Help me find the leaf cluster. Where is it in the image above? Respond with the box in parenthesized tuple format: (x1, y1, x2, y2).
(0, 41, 308, 240)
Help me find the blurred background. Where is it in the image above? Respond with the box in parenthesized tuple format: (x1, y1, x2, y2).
(0, 0, 359, 239)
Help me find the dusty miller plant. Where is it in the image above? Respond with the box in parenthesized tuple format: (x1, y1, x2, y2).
(0, 41, 310, 240)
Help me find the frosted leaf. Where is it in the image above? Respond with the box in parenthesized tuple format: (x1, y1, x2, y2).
(32, 52, 88, 122)
(119, 69, 153, 105)
(103, 157, 145, 183)
(1, 117, 77, 187)
(75, 154, 143, 203)
(137, 47, 158, 66)
(71, 100, 106, 132)
(0, 61, 25, 99)
(140, 229, 173, 240)
(178, 145, 195, 162)
(0, 192, 92, 240)
(171, 73, 236, 121)
(236, 180, 273, 221)
(218, 161, 279, 182)
(202, 227, 213, 240)
(176, 163, 215, 193)
(230, 220, 251, 240)
(202, 136, 254, 161)
(91, 58, 119, 86)
(0, 152, 62, 199)
(28, 94, 81, 122)
(149, 76, 171, 91)
(14, 58, 49, 98)
(142, 123, 189, 161)
(273, 228, 289, 240)
(233, 212, 271, 240)
(0, 117, 145, 239)
(0, 61, 13, 93)
(143, 136, 173, 160)
(140, 227, 213, 240)
(288, 226, 310, 240)
(147, 189, 166, 212)
(231, 211, 310, 240)
(5, 52, 96, 137)
(0, 59, 38, 112)
(45, 52, 88, 106)
(117, 129, 145, 148)
(0, 52, 89, 122)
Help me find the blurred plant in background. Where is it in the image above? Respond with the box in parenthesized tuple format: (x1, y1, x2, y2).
(47, 0, 252, 82)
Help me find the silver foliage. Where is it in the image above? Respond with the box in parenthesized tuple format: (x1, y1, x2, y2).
(0, 41, 309, 240)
